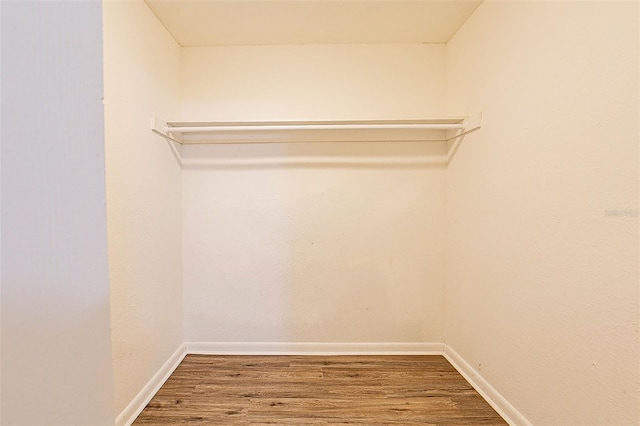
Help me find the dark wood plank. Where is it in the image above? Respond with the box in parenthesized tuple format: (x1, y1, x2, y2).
(133, 355, 507, 425)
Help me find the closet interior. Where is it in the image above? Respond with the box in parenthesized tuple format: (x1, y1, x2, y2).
(103, 1, 639, 425)
(1, 1, 637, 425)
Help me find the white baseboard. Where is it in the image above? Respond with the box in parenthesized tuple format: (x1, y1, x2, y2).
(185, 341, 444, 355)
(115, 342, 531, 426)
(115, 344, 187, 426)
(443, 345, 531, 426)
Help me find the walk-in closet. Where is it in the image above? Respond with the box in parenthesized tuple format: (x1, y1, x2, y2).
(1, 1, 638, 425)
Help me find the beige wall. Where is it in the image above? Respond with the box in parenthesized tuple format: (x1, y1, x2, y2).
(445, 1, 639, 424)
(181, 44, 447, 343)
(181, 44, 447, 121)
(1, 1, 115, 424)
(103, 0, 183, 415)
(102, 2, 639, 423)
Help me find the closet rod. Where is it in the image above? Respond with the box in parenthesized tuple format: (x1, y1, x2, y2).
(166, 123, 464, 133)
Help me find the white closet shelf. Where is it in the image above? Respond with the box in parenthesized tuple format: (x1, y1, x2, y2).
(151, 113, 481, 144)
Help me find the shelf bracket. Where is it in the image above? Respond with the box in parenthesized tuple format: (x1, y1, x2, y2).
(446, 112, 482, 141)
(151, 117, 183, 144)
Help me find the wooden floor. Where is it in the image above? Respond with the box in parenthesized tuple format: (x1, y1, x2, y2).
(134, 355, 507, 425)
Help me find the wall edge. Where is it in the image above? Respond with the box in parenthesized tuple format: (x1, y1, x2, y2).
(443, 344, 532, 426)
(115, 344, 187, 426)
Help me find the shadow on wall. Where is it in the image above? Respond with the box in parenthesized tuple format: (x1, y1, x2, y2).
(0, 301, 114, 424)
(178, 140, 449, 170)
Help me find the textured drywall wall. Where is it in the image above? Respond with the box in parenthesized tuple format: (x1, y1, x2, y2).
(0, 1, 115, 424)
(103, 0, 183, 414)
(445, 1, 639, 424)
(181, 44, 447, 343)
(181, 44, 447, 121)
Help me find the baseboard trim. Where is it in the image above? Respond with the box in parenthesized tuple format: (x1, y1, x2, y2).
(115, 342, 531, 426)
(185, 341, 444, 355)
(115, 343, 187, 426)
(443, 345, 531, 426)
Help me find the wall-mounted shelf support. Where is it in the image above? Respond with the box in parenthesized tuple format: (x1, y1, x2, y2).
(151, 113, 482, 145)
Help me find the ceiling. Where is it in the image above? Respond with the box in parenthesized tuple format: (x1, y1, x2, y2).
(144, 1, 483, 47)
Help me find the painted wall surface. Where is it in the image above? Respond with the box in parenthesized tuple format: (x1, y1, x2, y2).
(181, 44, 447, 343)
(0, 1, 115, 424)
(445, 1, 639, 424)
(181, 44, 447, 121)
(103, 0, 183, 415)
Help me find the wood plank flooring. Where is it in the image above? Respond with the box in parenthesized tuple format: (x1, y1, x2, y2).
(133, 355, 507, 425)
